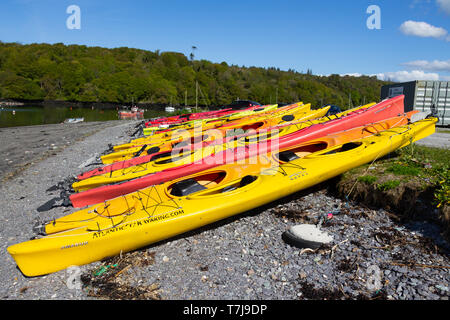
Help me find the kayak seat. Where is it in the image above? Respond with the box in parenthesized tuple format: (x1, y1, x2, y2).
(221, 175, 257, 193)
(341, 142, 362, 152)
(170, 178, 207, 197)
(221, 185, 238, 193)
(278, 150, 300, 162)
(150, 151, 172, 162)
(323, 142, 362, 155)
(240, 175, 257, 187)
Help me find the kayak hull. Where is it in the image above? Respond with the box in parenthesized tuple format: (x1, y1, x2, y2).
(8, 117, 436, 276)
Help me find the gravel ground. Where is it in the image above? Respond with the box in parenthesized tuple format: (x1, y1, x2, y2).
(0, 121, 125, 181)
(0, 120, 140, 299)
(415, 129, 450, 149)
(0, 121, 448, 300)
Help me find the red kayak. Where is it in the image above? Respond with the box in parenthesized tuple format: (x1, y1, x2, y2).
(145, 109, 231, 127)
(70, 95, 405, 207)
(145, 103, 264, 127)
(145, 109, 229, 127)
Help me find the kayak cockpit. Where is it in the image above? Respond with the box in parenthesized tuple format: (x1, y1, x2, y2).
(168, 171, 228, 197)
(306, 142, 365, 158)
(275, 142, 329, 162)
(167, 172, 259, 198)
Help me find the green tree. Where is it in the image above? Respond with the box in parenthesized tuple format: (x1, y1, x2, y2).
(0, 42, 390, 106)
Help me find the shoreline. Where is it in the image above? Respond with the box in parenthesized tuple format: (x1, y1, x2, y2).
(0, 120, 129, 182)
(0, 99, 215, 111)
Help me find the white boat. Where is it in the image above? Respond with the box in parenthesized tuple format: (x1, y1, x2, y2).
(64, 117, 84, 124)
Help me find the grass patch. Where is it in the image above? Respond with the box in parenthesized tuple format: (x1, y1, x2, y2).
(357, 175, 377, 184)
(386, 163, 421, 176)
(343, 144, 449, 209)
(397, 145, 449, 208)
(377, 180, 401, 191)
(399, 144, 449, 167)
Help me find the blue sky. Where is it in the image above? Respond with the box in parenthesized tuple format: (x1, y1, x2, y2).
(0, 0, 449, 82)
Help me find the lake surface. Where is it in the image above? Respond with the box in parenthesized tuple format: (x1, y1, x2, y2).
(0, 105, 166, 128)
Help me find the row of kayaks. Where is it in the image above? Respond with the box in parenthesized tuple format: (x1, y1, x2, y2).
(7, 95, 437, 276)
(143, 102, 264, 128)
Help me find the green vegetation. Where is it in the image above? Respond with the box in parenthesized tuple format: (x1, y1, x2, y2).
(435, 167, 449, 209)
(347, 144, 449, 209)
(399, 144, 449, 167)
(386, 163, 421, 176)
(0, 42, 389, 107)
(377, 180, 401, 191)
(357, 175, 377, 184)
(381, 145, 448, 207)
(396, 145, 449, 208)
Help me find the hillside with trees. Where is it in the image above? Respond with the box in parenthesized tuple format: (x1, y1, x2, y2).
(0, 42, 390, 109)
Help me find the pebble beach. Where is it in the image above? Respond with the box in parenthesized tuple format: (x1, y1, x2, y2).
(0, 120, 448, 300)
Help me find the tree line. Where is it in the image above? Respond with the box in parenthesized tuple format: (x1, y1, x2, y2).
(0, 42, 390, 109)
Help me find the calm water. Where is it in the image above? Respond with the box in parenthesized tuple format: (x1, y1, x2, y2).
(0, 105, 166, 128)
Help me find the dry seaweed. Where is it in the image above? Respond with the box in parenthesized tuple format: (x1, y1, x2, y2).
(81, 250, 160, 300)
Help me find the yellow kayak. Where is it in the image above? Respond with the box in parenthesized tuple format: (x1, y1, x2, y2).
(88, 103, 375, 170)
(143, 104, 279, 136)
(70, 112, 417, 207)
(101, 104, 312, 164)
(99, 104, 327, 165)
(74, 106, 333, 191)
(8, 117, 436, 276)
(113, 102, 307, 152)
(121, 103, 373, 152)
(77, 104, 372, 192)
(125, 102, 305, 151)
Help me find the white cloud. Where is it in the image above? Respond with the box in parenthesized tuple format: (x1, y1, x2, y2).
(437, 0, 450, 15)
(332, 69, 450, 82)
(402, 59, 450, 72)
(341, 73, 363, 77)
(399, 20, 448, 39)
(375, 70, 440, 82)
